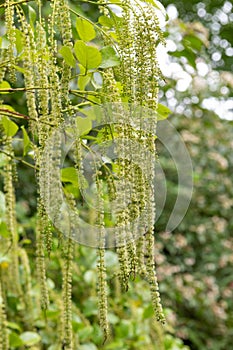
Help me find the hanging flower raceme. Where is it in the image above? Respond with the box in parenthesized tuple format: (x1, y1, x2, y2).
(97, 0, 166, 326)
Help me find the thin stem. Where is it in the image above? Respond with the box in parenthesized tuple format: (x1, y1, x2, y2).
(70, 91, 101, 105)
(0, 108, 56, 126)
(0, 0, 32, 9)
(70, 89, 104, 96)
(0, 108, 29, 120)
(0, 149, 37, 170)
(0, 86, 52, 93)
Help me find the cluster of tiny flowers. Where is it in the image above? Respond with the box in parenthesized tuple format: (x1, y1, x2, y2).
(113, 0, 165, 323)
(62, 235, 74, 349)
(96, 180, 109, 341)
(0, 283, 9, 350)
(5, 0, 16, 82)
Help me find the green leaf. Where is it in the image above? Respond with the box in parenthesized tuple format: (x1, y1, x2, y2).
(76, 116, 92, 136)
(98, 15, 113, 28)
(28, 5, 36, 26)
(78, 75, 91, 90)
(63, 183, 80, 198)
(99, 46, 120, 68)
(74, 41, 102, 70)
(0, 104, 15, 112)
(9, 332, 24, 348)
(76, 18, 96, 42)
(12, 64, 26, 74)
(61, 167, 78, 185)
(183, 35, 203, 52)
(1, 116, 19, 137)
(20, 332, 41, 346)
(157, 104, 171, 120)
(92, 72, 103, 89)
(0, 81, 11, 94)
(21, 126, 30, 156)
(78, 327, 94, 342)
(7, 322, 22, 332)
(59, 46, 76, 67)
(15, 29, 23, 53)
(0, 222, 10, 238)
(143, 304, 154, 319)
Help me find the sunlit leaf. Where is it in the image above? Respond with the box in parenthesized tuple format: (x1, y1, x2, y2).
(59, 46, 76, 67)
(74, 41, 102, 70)
(0, 81, 11, 94)
(9, 332, 24, 348)
(157, 104, 171, 120)
(1, 116, 19, 137)
(76, 18, 96, 42)
(21, 126, 30, 156)
(99, 46, 120, 68)
(98, 15, 113, 28)
(20, 332, 41, 346)
(0, 222, 10, 238)
(61, 167, 78, 185)
(76, 115, 92, 135)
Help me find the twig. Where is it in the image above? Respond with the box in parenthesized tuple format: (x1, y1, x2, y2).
(0, 108, 29, 120)
(0, 86, 52, 93)
(0, 149, 37, 170)
(0, 0, 32, 9)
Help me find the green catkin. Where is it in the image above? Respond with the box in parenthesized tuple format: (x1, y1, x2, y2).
(36, 202, 50, 311)
(0, 51, 8, 83)
(114, 0, 165, 322)
(36, 22, 51, 147)
(53, 0, 73, 105)
(102, 70, 121, 103)
(15, 6, 38, 134)
(19, 248, 34, 326)
(49, 63, 63, 127)
(0, 282, 9, 350)
(61, 236, 74, 349)
(115, 162, 130, 292)
(3, 136, 21, 295)
(96, 180, 109, 341)
(145, 228, 165, 324)
(5, 0, 16, 82)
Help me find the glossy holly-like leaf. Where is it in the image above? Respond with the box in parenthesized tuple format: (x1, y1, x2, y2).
(74, 41, 102, 70)
(76, 18, 96, 42)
